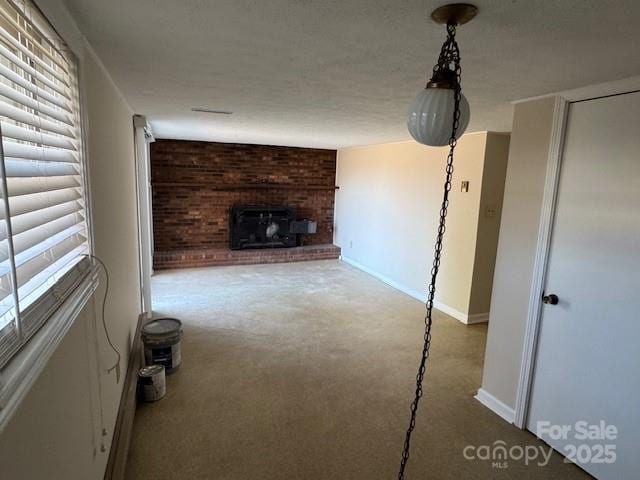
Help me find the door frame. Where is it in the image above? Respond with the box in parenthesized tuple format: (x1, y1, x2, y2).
(513, 76, 640, 429)
(133, 115, 155, 318)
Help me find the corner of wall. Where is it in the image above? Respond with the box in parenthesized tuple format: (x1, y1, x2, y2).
(467, 132, 511, 316)
(81, 40, 134, 115)
(335, 134, 494, 325)
(479, 96, 557, 414)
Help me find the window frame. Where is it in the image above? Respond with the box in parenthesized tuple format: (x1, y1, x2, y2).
(0, 0, 98, 433)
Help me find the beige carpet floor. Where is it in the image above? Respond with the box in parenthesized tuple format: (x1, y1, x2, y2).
(125, 260, 589, 480)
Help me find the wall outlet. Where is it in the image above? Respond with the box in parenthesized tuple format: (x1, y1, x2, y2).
(349, 240, 353, 248)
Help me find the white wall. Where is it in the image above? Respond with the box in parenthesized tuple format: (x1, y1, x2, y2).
(335, 133, 508, 322)
(480, 97, 557, 409)
(0, 2, 142, 478)
(469, 134, 510, 315)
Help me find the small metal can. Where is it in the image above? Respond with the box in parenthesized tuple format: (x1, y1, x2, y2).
(139, 364, 166, 402)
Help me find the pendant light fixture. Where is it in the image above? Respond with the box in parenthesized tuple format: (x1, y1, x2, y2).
(398, 4, 477, 479)
(407, 4, 476, 146)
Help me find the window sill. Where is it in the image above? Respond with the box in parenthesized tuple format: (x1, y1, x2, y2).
(0, 267, 99, 433)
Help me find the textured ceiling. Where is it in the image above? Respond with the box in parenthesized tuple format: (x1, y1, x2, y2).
(63, 0, 640, 148)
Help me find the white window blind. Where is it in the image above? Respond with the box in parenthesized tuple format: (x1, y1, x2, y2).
(0, 0, 90, 368)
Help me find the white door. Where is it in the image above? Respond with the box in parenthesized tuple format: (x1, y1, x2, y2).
(527, 91, 640, 479)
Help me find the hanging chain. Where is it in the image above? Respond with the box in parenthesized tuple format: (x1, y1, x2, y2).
(398, 22, 462, 480)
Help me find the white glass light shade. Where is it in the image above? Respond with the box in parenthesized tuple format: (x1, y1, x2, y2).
(407, 87, 470, 147)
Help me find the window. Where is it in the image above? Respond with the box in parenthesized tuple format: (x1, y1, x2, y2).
(0, 0, 90, 368)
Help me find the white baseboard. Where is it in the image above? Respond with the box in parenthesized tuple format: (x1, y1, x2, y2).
(466, 312, 490, 324)
(340, 255, 426, 302)
(431, 300, 471, 324)
(105, 312, 146, 480)
(339, 255, 488, 325)
(432, 302, 489, 324)
(475, 388, 516, 424)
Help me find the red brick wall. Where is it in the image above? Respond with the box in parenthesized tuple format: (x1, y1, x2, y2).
(151, 139, 337, 253)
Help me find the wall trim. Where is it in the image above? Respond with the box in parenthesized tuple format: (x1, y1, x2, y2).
(339, 255, 484, 325)
(103, 312, 147, 480)
(133, 120, 154, 317)
(466, 312, 490, 324)
(339, 130, 491, 151)
(432, 300, 464, 322)
(340, 254, 425, 300)
(81, 39, 133, 113)
(432, 302, 488, 325)
(511, 75, 640, 105)
(513, 96, 569, 429)
(475, 388, 515, 424)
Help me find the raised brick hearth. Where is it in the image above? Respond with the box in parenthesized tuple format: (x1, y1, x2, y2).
(154, 244, 340, 269)
(151, 139, 339, 269)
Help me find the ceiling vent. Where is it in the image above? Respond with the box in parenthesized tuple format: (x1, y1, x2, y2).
(190, 107, 233, 115)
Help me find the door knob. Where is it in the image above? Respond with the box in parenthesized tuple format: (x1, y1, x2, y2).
(542, 293, 559, 305)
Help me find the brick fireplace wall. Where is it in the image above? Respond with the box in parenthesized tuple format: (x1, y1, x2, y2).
(151, 139, 338, 268)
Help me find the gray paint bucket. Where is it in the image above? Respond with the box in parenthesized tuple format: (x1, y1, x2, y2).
(142, 318, 183, 374)
(139, 364, 166, 402)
